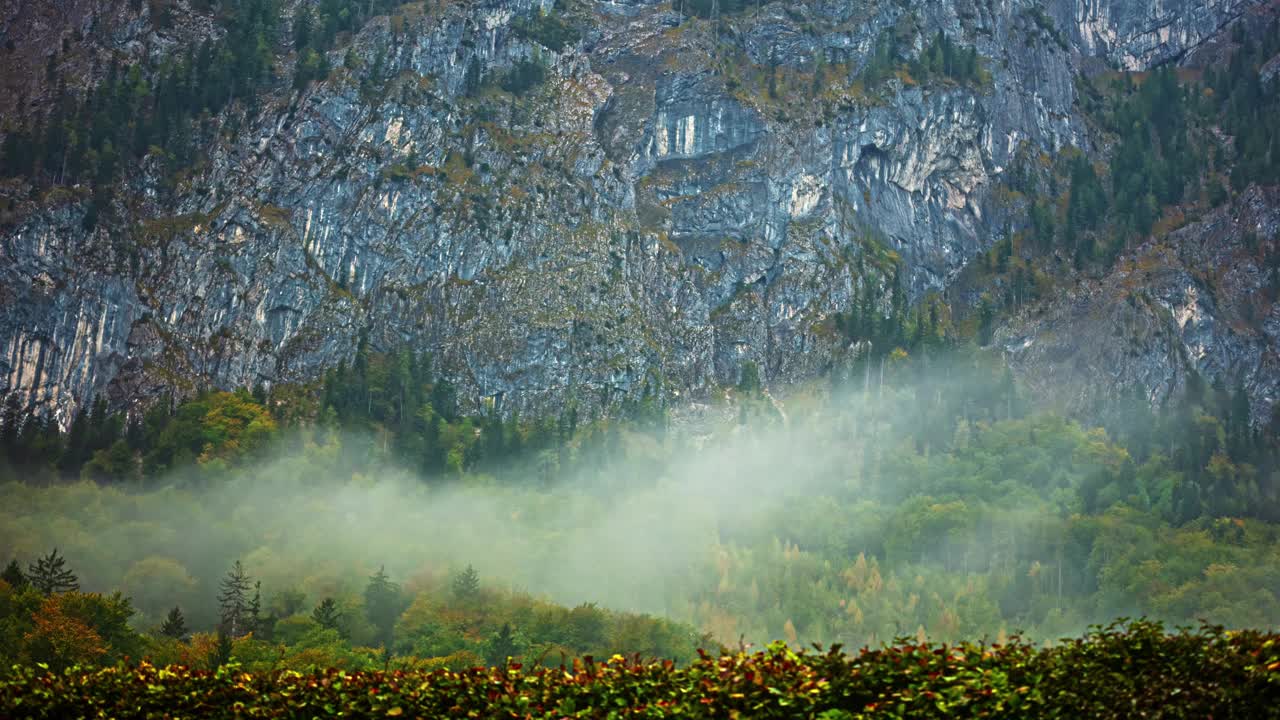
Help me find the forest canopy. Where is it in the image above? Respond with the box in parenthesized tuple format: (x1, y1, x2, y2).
(2, 341, 1278, 674)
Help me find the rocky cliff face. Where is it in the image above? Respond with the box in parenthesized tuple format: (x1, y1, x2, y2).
(1000, 185, 1280, 421)
(0, 0, 1271, 425)
(1070, 0, 1259, 68)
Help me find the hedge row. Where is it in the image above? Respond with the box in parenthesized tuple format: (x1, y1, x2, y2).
(2, 621, 1279, 719)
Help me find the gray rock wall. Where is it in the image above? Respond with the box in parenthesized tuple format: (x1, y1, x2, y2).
(0, 0, 1267, 425)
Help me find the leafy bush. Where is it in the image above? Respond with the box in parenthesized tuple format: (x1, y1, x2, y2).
(2, 621, 1277, 718)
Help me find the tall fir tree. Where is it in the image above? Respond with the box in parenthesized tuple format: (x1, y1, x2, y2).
(312, 597, 343, 633)
(1, 558, 27, 589)
(160, 606, 188, 640)
(27, 548, 78, 595)
(217, 560, 252, 636)
(486, 622, 519, 665)
(364, 566, 401, 648)
(452, 563, 481, 603)
(247, 580, 266, 639)
(1, 391, 23, 458)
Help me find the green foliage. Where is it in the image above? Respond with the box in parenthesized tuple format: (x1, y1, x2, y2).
(679, 0, 757, 21)
(0, 388, 277, 481)
(855, 27, 989, 91)
(5, 342, 1280, 657)
(1108, 66, 1193, 239)
(908, 31, 986, 86)
(83, 440, 139, 483)
(0, 585, 142, 672)
(0, 0, 420, 193)
(363, 566, 403, 649)
(4, 330, 1280, 675)
(512, 9, 580, 53)
(147, 390, 278, 473)
(293, 47, 331, 90)
(209, 628, 233, 670)
(832, 261, 915, 356)
(1023, 6, 1068, 50)
(1210, 18, 1280, 191)
(1, 621, 1277, 717)
(500, 58, 549, 96)
(1063, 152, 1106, 262)
(313, 344, 567, 477)
(982, 20, 1277, 306)
(484, 621, 521, 665)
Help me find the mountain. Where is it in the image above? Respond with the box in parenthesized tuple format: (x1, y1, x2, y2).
(1, 0, 1276, 425)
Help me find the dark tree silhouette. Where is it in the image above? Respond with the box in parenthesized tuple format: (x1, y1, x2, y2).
(364, 566, 402, 648)
(452, 564, 480, 602)
(28, 548, 78, 595)
(1, 559, 27, 589)
(160, 606, 188, 640)
(311, 597, 343, 633)
(486, 622, 519, 665)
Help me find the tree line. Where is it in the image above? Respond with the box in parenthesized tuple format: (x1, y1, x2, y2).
(0, 0, 420, 228)
(0, 547, 702, 673)
(3, 340, 1280, 656)
(999, 18, 1279, 275)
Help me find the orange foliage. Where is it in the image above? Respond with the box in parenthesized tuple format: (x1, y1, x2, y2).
(179, 632, 221, 668)
(24, 595, 107, 670)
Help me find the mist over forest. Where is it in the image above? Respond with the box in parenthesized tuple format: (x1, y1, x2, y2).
(2, 0, 1280, 712)
(3, 343, 1277, 674)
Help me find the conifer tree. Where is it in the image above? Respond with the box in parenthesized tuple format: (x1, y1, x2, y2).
(60, 404, 90, 474)
(160, 606, 188, 640)
(1, 558, 27, 589)
(312, 597, 343, 633)
(28, 548, 79, 595)
(486, 622, 519, 665)
(452, 563, 480, 602)
(248, 580, 263, 637)
(217, 560, 252, 636)
(364, 566, 401, 648)
(1, 391, 23, 458)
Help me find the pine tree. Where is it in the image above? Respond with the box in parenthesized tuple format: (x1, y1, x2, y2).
(60, 404, 90, 474)
(1, 391, 23, 458)
(976, 297, 996, 346)
(217, 560, 252, 636)
(452, 563, 480, 602)
(160, 606, 188, 639)
(485, 622, 519, 665)
(464, 57, 482, 97)
(293, 7, 313, 50)
(28, 548, 79, 595)
(1229, 378, 1254, 461)
(1, 558, 27, 589)
(312, 597, 343, 633)
(364, 566, 401, 648)
(247, 580, 263, 637)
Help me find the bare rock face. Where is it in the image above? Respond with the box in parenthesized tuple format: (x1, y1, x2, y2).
(0, 0, 1270, 425)
(1001, 186, 1280, 424)
(1068, 0, 1259, 68)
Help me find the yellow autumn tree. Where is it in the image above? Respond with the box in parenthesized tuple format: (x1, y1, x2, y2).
(23, 595, 108, 670)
